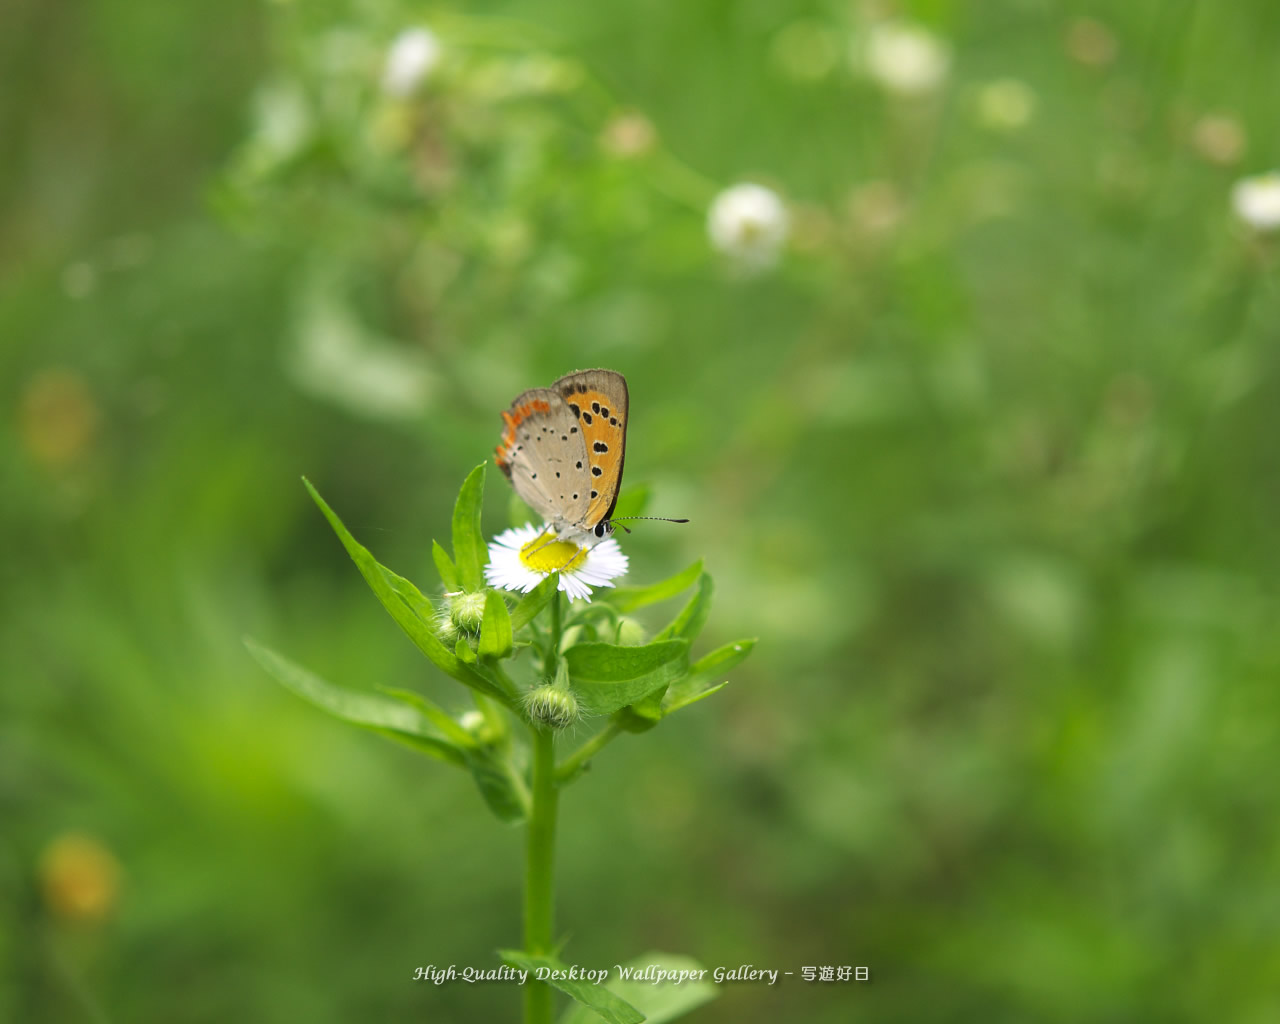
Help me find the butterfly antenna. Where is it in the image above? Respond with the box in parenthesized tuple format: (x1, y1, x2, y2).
(604, 516, 691, 533)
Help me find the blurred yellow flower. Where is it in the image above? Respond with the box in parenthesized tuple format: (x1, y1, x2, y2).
(1192, 114, 1246, 167)
(1066, 18, 1117, 67)
(18, 369, 99, 470)
(600, 111, 657, 158)
(39, 832, 122, 925)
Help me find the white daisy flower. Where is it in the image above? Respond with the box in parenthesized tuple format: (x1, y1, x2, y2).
(707, 183, 790, 272)
(1231, 173, 1280, 233)
(381, 27, 441, 98)
(858, 21, 950, 97)
(484, 524, 628, 603)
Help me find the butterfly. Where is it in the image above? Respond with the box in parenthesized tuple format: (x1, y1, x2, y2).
(495, 369, 630, 543)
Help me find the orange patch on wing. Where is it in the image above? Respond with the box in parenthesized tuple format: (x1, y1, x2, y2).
(495, 400, 552, 472)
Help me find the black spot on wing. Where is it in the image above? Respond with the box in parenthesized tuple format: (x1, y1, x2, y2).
(593, 441, 609, 453)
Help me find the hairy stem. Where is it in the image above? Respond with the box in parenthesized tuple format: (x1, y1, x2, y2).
(524, 590, 563, 1024)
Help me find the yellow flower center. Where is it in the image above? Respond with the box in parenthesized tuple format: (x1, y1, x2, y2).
(520, 532, 587, 573)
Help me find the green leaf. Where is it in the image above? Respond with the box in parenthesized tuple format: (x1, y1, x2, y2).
(245, 639, 465, 766)
(377, 687, 475, 747)
(511, 574, 558, 631)
(303, 478, 514, 708)
(461, 745, 529, 822)
(560, 953, 718, 1024)
(662, 681, 728, 715)
(687, 638, 756, 681)
(566, 640, 689, 715)
(452, 463, 487, 591)
(455, 636, 477, 664)
(663, 639, 756, 714)
(479, 589, 514, 658)
(377, 688, 526, 820)
(654, 573, 712, 643)
(609, 561, 703, 613)
(432, 540, 458, 590)
(500, 951, 643, 1024)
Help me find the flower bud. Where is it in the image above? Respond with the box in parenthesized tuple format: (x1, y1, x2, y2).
(615, 616, 647, 647)
(524, 685, 581, 731)
(449, 591, 487, 633)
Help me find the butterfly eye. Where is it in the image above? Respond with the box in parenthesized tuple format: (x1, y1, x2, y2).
(594, 522, 607, 538)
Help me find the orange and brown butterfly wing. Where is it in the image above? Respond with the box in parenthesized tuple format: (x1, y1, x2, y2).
(495, 387, 592, 528)
(550, 369, 628, 530)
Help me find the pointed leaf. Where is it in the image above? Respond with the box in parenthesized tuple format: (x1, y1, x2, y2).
(376, 689, 526, 820)
(456, 636, 477, 664)
(560, 953, 717, 1024)
(609, 561, 702, 613)
(479, 589, 514, 658)
(566, 640, 689, 715)
(511, 574, 558, 631)
(654, 574, 712, 643)
(461, 745, 530, 822)
(303, 478, 514, 707)
(663, 681, 728, 715)
(432, 540, 459, 590)
(377, 687, 475, 746)
(500, 951, 644, 1024)
(245, 639, 465, 766)
(663, 639, 755, 714)
(452, 464, 487, 591)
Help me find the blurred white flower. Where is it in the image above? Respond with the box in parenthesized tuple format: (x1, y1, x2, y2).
(381, 27, 441, 98)
(860, 21, 950, 97)
(1232, 173, 1280, 233)
(707, 183, 790, 272)
(976, 78, 1036, 132)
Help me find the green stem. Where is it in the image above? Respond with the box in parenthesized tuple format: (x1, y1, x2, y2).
(524, 590, 563, 1024)
(556, 720, 623, 783)
(545, 585, 562, 675)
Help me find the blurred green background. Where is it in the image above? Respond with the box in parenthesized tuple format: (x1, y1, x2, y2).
(4, 0, 1279, 1020)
